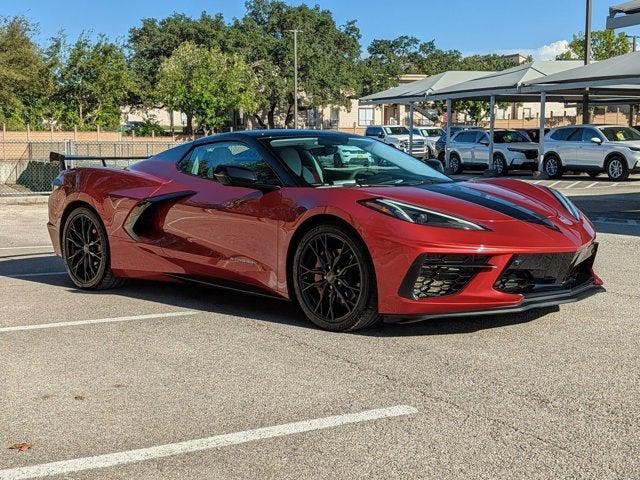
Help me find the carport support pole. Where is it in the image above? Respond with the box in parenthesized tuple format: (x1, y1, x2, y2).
(535, 92, 547, 178)
(409, 102, 414, 152)
(445, 99, 452, 172)
(487, 95, 496, 175)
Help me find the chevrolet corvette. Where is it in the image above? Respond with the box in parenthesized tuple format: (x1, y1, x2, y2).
(47, 130, 603, 331)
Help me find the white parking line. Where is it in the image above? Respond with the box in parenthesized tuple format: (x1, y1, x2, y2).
(2, 271, 67, 278)
(0, 405, 417, 480)
(532, 180, 543, 184)
(547, 181, 561, 188)
(586, 182, 599, 188)
(0, 245, 51, 251)
(565, 181, 581, 189)
(0, 311, 199, 333)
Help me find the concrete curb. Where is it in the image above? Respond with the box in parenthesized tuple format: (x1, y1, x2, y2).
(0, 195, 49, 205)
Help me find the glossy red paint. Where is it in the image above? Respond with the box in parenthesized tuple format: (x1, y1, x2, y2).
(47, 131, 602, 321)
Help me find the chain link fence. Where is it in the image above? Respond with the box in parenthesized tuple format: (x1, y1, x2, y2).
(0, 140, 179, 195)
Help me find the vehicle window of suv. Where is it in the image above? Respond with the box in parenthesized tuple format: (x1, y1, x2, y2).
(567, 128, 584, 141)
(383, 126, 410, 135)
(599, 126, 640, 142)
(494, 130, 529, 143)
(551, 128, 577, 141)
(365, 127, 381, 136)
(580, 128, 602, 142)
(179, 142, 280, 185)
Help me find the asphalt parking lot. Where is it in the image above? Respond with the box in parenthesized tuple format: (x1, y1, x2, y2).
(1, 184, 639, 479)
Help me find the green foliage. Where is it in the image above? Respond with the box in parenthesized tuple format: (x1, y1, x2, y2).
(157, 42, 258, 133)
(51, 34, 134, 129)
(0, 16, 54, 129)
(556, 29, 632, 61)
(228, 0, 362, 128)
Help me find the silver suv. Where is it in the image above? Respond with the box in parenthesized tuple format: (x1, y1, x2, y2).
(543, 125, 640, 181)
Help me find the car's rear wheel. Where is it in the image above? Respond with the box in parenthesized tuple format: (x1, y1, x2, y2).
(605, 155, 629, 181)
(449, 153, 462, 174)
(543, 154, 563, 179)
(292, 225, 380, 332)
(492, 153, 508, 176)
(62, 207, 123, 290)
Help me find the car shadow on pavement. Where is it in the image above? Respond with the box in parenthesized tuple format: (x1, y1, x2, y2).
(571, 191, 640, 237)
(2, 255, 557, 337)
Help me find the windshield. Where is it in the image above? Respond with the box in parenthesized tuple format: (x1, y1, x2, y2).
(599, 127, 640, 142)
(494, 130, 530, 143)
(383, 126, 410, 135)
(421, 128, 444, 137)
(267, 136, 451, 187)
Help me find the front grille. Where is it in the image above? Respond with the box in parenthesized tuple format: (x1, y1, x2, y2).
(494, 244, 597, 294)
(523, 149, 538, 160)
(400, 254, 491, 299)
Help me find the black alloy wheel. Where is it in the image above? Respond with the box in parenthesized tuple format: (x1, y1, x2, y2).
(492, 154, 508, 176)
(449, 154, 462, 174)
(62, 207, 122, 289)
(292, 225, 380, 331)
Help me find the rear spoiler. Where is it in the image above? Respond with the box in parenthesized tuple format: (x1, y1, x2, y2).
(50, 152, 150, 171)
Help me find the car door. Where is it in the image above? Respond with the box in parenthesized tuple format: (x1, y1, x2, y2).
(452, 131, 474, 163)
(561, 127, 583, 167)
(575, 127, 606, 169)
(471, 132, 490, 166)
(160, 140, 284, 292)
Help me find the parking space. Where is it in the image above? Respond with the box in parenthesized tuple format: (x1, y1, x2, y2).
(1, 196, 640, 479)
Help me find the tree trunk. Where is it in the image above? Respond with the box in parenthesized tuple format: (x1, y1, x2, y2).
(284, 104, 293, 128)
(267, 104, 277, 129)
(186, 113, 193, 134)
(253, 114, 266, 129)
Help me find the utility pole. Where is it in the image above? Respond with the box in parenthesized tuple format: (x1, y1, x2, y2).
(582, 0, 592, 124)
(287, 29, 303, 129)
(624, 34, 638, 51)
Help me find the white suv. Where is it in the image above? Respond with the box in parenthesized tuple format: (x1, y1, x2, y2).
(448, 129, 538, 175)
(364, 125, 427, 158)
(411, 127, 444, 158)
(543, 125, 640, 181)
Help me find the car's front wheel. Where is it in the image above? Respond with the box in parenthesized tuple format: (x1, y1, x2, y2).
(605, 155, 629, 181)
(62, 207, 124, 290)
(292, 224, 380, 332)
(543, 154, 563, 179)
(492, 153, 508, 176)
(449, 153, 462, 174)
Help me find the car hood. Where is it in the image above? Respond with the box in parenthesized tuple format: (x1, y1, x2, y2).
(390, 134, 422, 142)
(607, 140, 640, 148)
(359, 178, 569, 225)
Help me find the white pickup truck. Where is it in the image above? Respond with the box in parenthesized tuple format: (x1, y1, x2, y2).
(364, 125, 427, 158)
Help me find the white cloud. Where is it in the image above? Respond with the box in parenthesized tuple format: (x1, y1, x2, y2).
(535, 40, 570, 60)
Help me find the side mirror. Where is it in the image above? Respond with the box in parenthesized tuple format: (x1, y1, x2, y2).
(479, 139, 490, 146)
(425, 159, 444, 173)
(214, 164, 258, 187)
(591, 137, 603, 145)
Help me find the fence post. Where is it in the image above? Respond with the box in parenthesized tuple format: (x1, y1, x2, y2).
(50, 125, 54, 141)
(73, 126, 77, 142)
(97, 125, 101, 141)
(26, 124, 31, 141)
(152, 130, 155, 140)
(2, 123, 5, 162)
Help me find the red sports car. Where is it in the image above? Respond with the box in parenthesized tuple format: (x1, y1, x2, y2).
(47, 130, 603, 331)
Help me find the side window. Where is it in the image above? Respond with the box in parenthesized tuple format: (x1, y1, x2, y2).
(581, 128, 601, 142)
(476, 133, 489, 144)
(179, 142, 280, 185)
(567, 128, 584, 141)
(551, 128, 576, 141)
(365, 127, 380, 137)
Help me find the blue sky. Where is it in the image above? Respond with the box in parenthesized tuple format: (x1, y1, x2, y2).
(3, 0, 640, 58)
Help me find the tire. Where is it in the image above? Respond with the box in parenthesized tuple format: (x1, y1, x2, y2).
(605, 155, 629, 181)
(449, 153, 462, 174)
(492, 153, 508, 176)
(543, 154, 563, 179)
(62, 207, 124, 290)
(587, 171, 601, 178)
(292, 224, 380, 332)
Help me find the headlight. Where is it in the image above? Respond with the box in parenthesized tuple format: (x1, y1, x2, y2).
(399, 141, 408, 148)
(550, 188, 581, 219)
(359, 198, 487, 231)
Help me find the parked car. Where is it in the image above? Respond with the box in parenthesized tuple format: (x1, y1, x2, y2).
(448, 129, 538, 175)
(411, 127, 444, 158)
(48, 130, 602, 332)
(364, 125, 427, 158)
(542, 125, 640, 181)
(516, 128, 550, 143)
(435, 125, 483, 160)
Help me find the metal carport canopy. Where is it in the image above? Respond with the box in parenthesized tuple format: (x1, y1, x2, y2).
(607, 0, 640, 29)
(359, 71, 494, 105)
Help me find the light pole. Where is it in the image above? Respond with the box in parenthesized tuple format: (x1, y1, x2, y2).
(287, 29, 303, 129)
(624, 34, 638, 51)
(582, 0, 592, 125)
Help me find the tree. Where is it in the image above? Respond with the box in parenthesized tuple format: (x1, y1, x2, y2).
(128, 13, 228, 107)
(157, 42, 257, 133)
(0, 16, 54, 129)
(557, 29, 632, 61)
(228, 0, 362, 128)
(52, 34, 133, 129)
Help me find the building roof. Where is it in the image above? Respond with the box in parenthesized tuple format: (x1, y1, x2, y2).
(359, 71, 494, 105)
(427, 61, 584, 101)
(607, 1, 640, 28)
